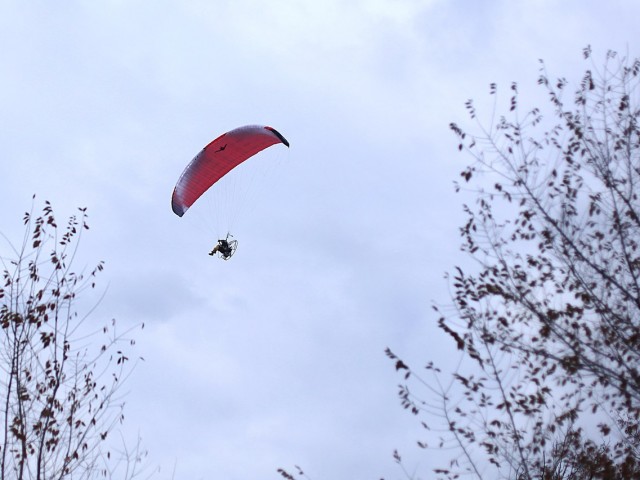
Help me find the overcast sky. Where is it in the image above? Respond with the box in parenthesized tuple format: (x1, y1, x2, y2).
(1, 1, 639, 479)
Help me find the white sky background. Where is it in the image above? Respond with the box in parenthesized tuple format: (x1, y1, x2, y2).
(1, 1, 639, 478)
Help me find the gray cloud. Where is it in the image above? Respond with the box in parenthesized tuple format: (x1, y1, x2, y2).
(1, 1, 639, 478)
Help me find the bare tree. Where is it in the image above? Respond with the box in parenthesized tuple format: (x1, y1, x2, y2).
(0, 199, 144, 479)
(388, 47, 640, 479)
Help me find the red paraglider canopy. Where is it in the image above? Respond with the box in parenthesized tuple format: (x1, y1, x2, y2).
(171, 125, 289, 217)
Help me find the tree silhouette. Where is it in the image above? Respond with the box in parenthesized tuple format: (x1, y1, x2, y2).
(0, 199, 144, 479)
(389, 47, 640, 479)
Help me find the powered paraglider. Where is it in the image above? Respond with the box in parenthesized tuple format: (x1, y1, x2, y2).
(171, 125, 290, 258)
